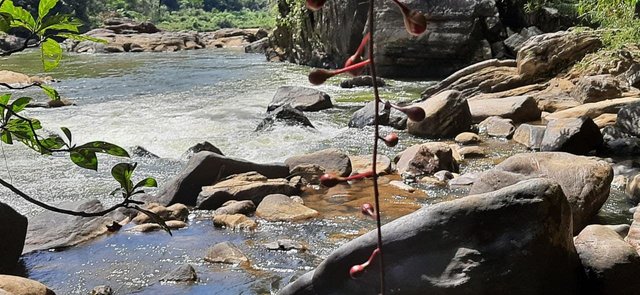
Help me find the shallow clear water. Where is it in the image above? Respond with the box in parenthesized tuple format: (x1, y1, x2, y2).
(0, 49, 634, 294)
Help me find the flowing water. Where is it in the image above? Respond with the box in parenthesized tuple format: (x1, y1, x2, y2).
(0, 49, 633, 294)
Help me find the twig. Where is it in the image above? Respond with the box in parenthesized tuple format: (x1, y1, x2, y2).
(0, 82, 41, 90)
(367, 0, 385, 293)
(0, 176, 142, 217)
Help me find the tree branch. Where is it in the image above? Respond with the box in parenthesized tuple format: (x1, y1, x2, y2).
(0, 176, 142, 217)
(0, 82, 41, 90)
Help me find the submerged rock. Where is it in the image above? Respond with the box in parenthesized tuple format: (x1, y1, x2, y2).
(268, 86, 332, 112)
(471, 152, 613, 233)
(256, 194, 319, 222)
(0, 275, 56, 295)
(0, 203, 26, 273)
(348, 101, 407, 130)
(407, 90, 472, 138)
(160, 263, 198, 283)
(279, 178, 581, 294)
(256, 104, 315, 131)
(90, 285, 113, 295)
(265, 239, 307, 251)
(156, 151, 289, 206)
(204, 242, 248, 265)
(213, 214, 257, 231)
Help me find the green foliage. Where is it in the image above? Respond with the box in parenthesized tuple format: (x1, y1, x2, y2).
(577, 0, 640, 48)
(158, 8, 275, 31)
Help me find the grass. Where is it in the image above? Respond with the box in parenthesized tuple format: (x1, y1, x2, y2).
(156, 8, 276, 31)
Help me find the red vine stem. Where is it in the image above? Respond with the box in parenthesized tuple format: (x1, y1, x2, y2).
(367, 0, 386, 293)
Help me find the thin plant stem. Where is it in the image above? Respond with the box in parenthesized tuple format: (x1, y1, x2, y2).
(367, 0, 385, 293)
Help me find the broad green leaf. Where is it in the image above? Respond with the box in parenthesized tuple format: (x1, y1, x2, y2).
(135, 206, 172, 236)
(70, 149, 98, 170)
(0, 12, 10, 32)
(38, 0, 58, 21)
(41, 38, 62, 71)
(76, 141, 130, 158)
(40, 84, 60, 100)
(56, 33, 107, 43)
(0, 0, 36, 30)
(1, 131, 12, 144)
(10, 97, 31, 113)
(39, 14, 81, 34)
(111, 162, 135, 193)
(133, 177, 157, 190)
(60, 127, 71, 143)
(0, 93, 10, 106)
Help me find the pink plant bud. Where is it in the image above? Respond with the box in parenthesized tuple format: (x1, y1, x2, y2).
(306, 0, 327, 11)
(382, 132, 399, 147)
(392, 0, 427, 36)
(320, 173, 344, 187)
(361, 203, 375, 217)
(308, 69, 334, 85)
(346, 170, 374, 181)
(402, 106, 426, 121)
(349, 248, 381, 279)
(343, 33, 371, 76)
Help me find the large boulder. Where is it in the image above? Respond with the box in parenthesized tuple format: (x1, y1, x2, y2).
(0, 275, 55, 295)
(0, 203, 27, 273)
(348, 101, 407, 129)
(279, 178, 581, 294)
(196, 172, 299, 210)
(267, 86, 333, 112)
(575, 225, 640, 295)
(513, 124, 546, 150)
(540, 117, 603, 155)
(544, 97, 640, 121)
(396, 142, 459, 176)
(156, 152, 290, 206)
(285, 148, 352, 177)
(271, 0, 506, 77)
(470, 152, 613, 232)
(467, 95, 541, 123)
(23, 200, 131, 253)
(407, 90, 472, 138)
(517, 30, 602, 80)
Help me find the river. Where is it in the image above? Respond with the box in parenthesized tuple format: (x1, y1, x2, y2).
(0, 48, 632, 294)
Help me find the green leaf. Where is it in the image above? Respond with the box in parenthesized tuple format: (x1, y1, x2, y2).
(76, 141, 130, 158)
(111, 162, 136, 194)
(38, 0, 58, 21)
(1, 131, 12, 144)
(0, 93, 10, 106)
(60, 127, 71, 143)
(56, 32, 107, 43)
(135, 206, 173, 236)
(39, 14, 81, 34)
(0, 0, 36, 30)
(0, 12, 11, 32)
(70, 149, 98, 170)
(10, 97, 31, 113)
(41, 38, 62, 71)
(40, 84, 60, 101)
(133, 177, 157, 191)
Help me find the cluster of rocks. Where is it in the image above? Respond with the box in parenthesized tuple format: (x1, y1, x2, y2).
(62, 18, 269, 54)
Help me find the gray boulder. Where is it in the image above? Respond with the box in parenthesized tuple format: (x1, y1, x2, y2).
(156, 152, 289, 206)
(279, 178, 581, 294)
(339, 76, 386, 88)
(513, 124, 546, 150)
(575, 225, 640, 295)
(268, 86, 332, 112)
(478, 116, 516, 138)
(256, 104, 315, 131)
(407, 90, 472, 138)
(183, 141, 223, 159)
(570, 74, 624, 104)
(616, 102, 640, 137)
(285, 148, 352, 177)
(470, 152, 613, 233)
(540, 117, 603, 155)
(348, 101, 407, 130)
(160, 263, 198, 283)
(0, 203, 27, 273)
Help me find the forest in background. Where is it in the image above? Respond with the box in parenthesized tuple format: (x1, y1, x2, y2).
(10, 0, 276, 32)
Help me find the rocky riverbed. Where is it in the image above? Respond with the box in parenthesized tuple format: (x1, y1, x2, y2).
(1, 26, 640, 295)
